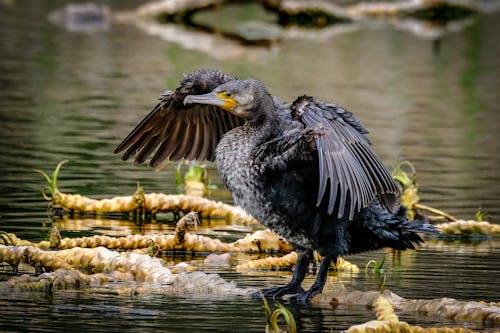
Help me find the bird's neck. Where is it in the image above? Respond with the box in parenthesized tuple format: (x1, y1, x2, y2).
(247, 93, 280, 134)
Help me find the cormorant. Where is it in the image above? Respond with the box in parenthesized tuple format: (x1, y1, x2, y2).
(115, 69, 436, 303)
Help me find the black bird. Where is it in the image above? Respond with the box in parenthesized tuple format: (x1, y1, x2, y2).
(115, 69, 436, 303)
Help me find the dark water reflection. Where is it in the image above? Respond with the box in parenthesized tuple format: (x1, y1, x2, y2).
(1, 1, 499, 332)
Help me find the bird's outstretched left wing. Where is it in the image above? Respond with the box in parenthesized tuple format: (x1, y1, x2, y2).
(291, 95, 400, 220)
(114, 69, 245, 166)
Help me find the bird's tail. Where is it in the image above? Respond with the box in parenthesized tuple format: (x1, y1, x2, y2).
(399, 216, 439, 235)
(350, 203, 439, 252)
(395, 214, 439, 249)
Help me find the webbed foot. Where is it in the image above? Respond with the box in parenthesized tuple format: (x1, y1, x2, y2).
(255, 282, 305, 300)
(292, 255, 334, 305)
(293, 286, 322, 305)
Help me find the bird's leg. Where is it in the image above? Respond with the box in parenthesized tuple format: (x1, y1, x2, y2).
(259, 249, 312, 299)
(295, 255, 334, 304)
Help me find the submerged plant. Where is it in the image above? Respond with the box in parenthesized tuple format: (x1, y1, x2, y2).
(261, 292, 297, 333)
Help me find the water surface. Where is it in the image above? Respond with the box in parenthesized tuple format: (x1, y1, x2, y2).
(0, 1, 499, 332)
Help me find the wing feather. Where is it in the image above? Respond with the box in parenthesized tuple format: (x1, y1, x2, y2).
(292, 95, 400, 219)
(114, 69, 245, 166)
(135, 132, 162, 164)
(316, 137, 328, 205)
(186, 110, 203, 160)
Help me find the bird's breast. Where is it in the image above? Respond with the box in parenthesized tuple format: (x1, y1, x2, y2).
(215, 125, 323, 249)
(215, 126, 269, 210)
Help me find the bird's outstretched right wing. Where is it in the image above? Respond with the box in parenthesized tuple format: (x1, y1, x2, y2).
(291, 95, 401, 220)
(114, 69, 245, 166)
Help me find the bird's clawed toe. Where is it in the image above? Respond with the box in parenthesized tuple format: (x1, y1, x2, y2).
(292, 289, 320, 305)
(257, 282, 305, 300)
(255, 284, 321, 305)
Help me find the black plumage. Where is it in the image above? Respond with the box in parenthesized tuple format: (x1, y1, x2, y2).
(115, 69, 437, 303)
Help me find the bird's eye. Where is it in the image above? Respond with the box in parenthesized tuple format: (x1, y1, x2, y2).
(225, 91, 232, 97)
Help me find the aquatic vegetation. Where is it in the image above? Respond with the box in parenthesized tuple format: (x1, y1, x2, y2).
(393, 160, 456, 222)
(1, 230, 499, 327)
(34, 160, 68, 202)
(261, 292, 297, 333)
(37, 161, 499, 241)
(237, 252, 359, 272)
(232, 229, 293, 253)
(401, 297, 500, 324)
(3, 225, 357, 273)
(237, 252, 300, 271)
(437, 220, 500, 236)
(0, 245, 252, 296)
(347, 294, 483, 332)
(176, 161, 210, 197)
(365, 256, 385, 273)
(5, 228, 232, 252)
(1, 219, 287, 254)
(475, 208, 484, 222)
(0, 268, 103, 292)
(373, 295, 398, 322)
(364, 256, 388, 291)
(0, 231, 13, 246)
(313, 287, 499, 329)
(7, 161, 492, 329)
(101, 0, 491, 55)
(173, 211, 199, 244)
(392, 161, 498, 238)
(3, 229, 255, 253)
(36, 161, 257, 224)
(146, 239, 161, 257)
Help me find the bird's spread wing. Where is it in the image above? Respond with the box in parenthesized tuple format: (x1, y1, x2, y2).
(291, 95, 401, 220)
(114, 69, 245, 166)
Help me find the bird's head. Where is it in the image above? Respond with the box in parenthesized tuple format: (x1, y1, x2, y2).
(184, 79, 272, 121)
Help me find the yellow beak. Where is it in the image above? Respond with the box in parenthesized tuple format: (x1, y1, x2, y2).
(184, 92, 237, 111)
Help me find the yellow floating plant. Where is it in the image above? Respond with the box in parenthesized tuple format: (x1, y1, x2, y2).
(35, 161, 498, 239)
(374, 295, 398, 322)
(437, 220, 500, 236)
(401, 296, 500, 323)
(237, 251, 359, 272)
(312, 287, 499, 329)
(232, 229, 293, 252)
(35, 161, 259, 225)
(0, 268, 111, 291)
(237, 252, 299, 271)
(1, 221, 292, 254)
